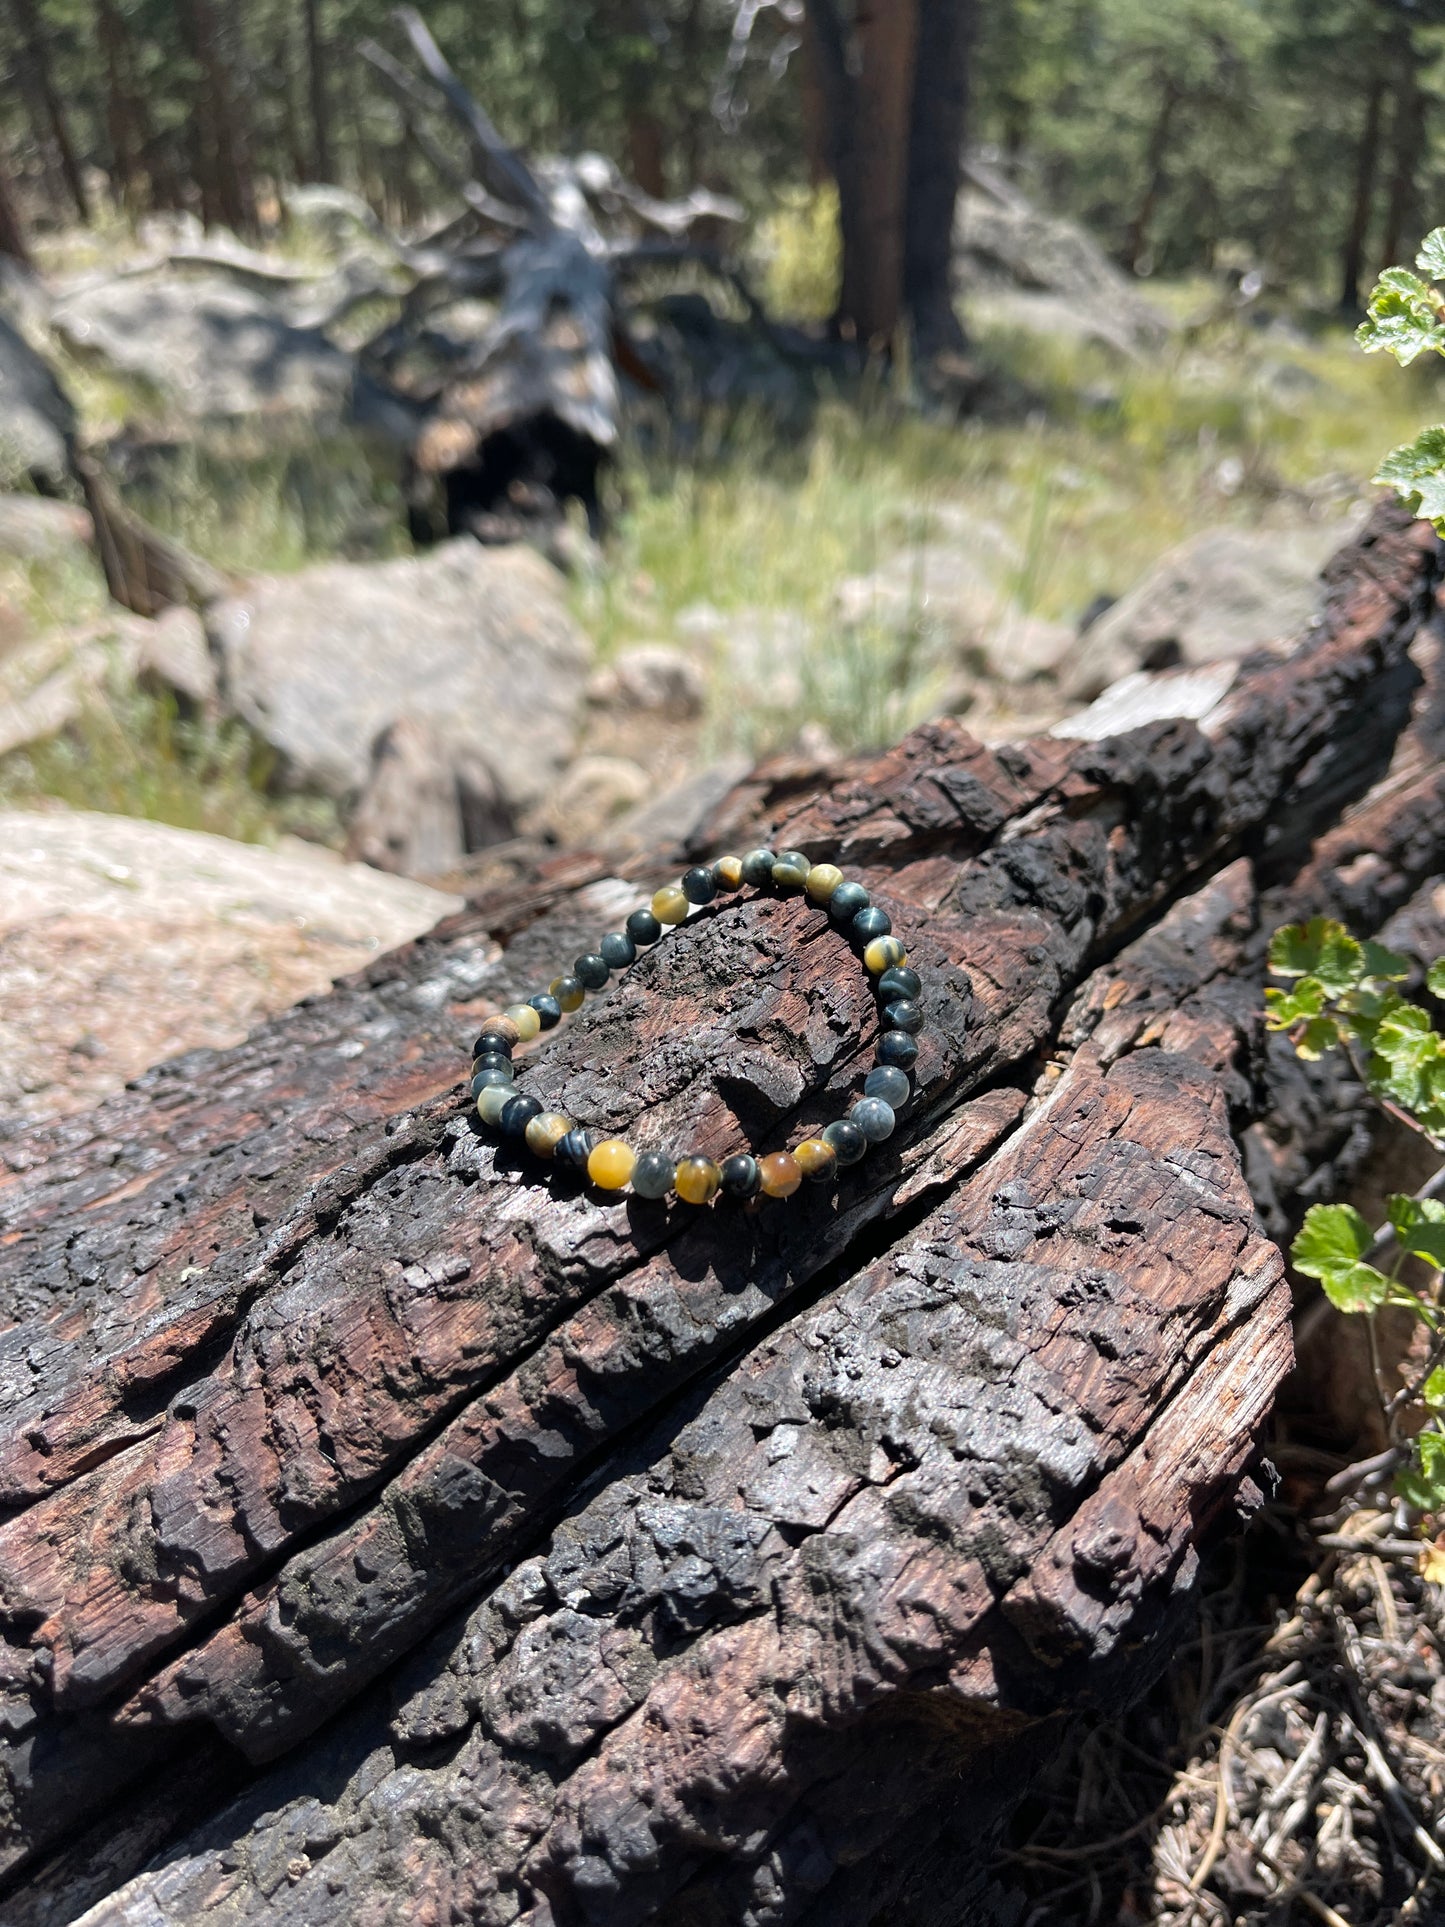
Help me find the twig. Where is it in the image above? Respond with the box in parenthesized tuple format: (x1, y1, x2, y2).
(1189, 1665, 1305, 1891)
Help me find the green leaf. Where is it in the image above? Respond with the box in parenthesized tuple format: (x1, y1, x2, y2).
(1428, 960, 1445, 1000)
(1425, 1367, 1445, 1410)
(1418, 229, 1445, 279)
(1375, 428, 1445, 525)
(1357, 270, 1445, 366)
(1264, 980, 1328, 1029)
(1398, 1430, 1445, 1512)
(1295, 1016, 1343, 1060)
(1387, 1193, 1445, 1241)
(1370, 1004, 1444, 1110)
(1267, 920, 1363, 991)
(1361, 940, 1412, 983)
(1403, 1223, 1445, 1269)
(1319, 1261, 1392, 1314)
(1292, 1201, 1372, 1275)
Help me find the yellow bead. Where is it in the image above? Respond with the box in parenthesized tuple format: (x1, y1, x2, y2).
(864, 936, 907, 975)
(674, 1155, 721, 1205)
(651, 885, 690, 925)
(758, 1151, 802, 1198)
(805, 863, 845, 904)
(550, 976, 585, 1013)
(587, 1139, 636, 1189)
(525, 1112, 573, 1158)
(504, 1003, 542, 1041)
(714, 855, 744, 890)
(793, 1137, 838, 1182)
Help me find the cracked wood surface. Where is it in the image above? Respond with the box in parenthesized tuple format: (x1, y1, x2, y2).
(0, 507, 1443, 1924)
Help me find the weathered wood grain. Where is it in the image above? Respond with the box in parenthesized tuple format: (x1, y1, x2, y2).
(0, 506, 1442, 1925)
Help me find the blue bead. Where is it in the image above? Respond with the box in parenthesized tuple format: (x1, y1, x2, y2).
(575, 953, 610, 990)
(720, 1153, 762, 1198)
(822, 1118, 868, 1166)
(626, 909, 663, 946)
(852, 905, 892, 942)
(740, 848, 777, 886)
(471, 1051, 512, 1076)
(829, 881, 870, 923)
(883, 999, 924, 1034)
(850, 1096, 896, 1142)
(877, 966, 921, 1003)
(681, 866, 718, 904)
(631, 1150, 675, 1198)
(471, 1066, 516, 1093)
(528, 993, 562, 1029)
(556, 1127, 598, 1167)
(473, 1030, 514, 1059)
(599, 932, 637, 969)
(864, 1065, 911, 1108)
(499, 1094, 543, 1138)
(876, 1030, 918, 1070)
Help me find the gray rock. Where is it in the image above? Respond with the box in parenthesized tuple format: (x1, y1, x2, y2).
(0, 607, 213, 758)
(1060, 525, 1357, 702)
(835, 543, 1005, 647)
(0, 494, 91, 564)
(346, 718, 466, 878)
(538, 755, 652, 838)
(207, 539, 592, 837)
(0, 313, 76, 488)
(135, 606, 216, 708)
(50, 274, 353, 418)
(586, 644, 705, 720)
(675, 602, 813, 710)
(979, 605, 1077, 685)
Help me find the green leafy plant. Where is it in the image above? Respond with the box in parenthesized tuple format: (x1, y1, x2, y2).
(1358, 227, 1445, 530)
(1268, 918, 1445, 1522)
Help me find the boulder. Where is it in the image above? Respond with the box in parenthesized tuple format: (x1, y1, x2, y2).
(0, 606, 211, 758)
(979, 605, 1077, 685)
(0, 494, 92, 564)
(536, 753, 652, 838)
(49, 274, 353, 418)
(1060, 524, 1359, 702)
(207, 539, 592, 840)
(0, 808, 459, 1126)
(585, 643, 706, 720)
(0, 312, 76, 488)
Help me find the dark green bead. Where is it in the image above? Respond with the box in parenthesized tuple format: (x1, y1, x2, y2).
(864, 1065, 911, 1107)
(471, 1051, 512, 1077)
(471, 1065, 516, 1093)
(575, 953, 610, 990)
(599, 932, 637, 969)
(850, 1096, 896, 1141)
(822, 1118, 868, 1166)
(720, 1153, 762, 1198)
(528, 994, 562, 1029)
(681, 865, 717, 905)
(883, 999, 924, 1034)
(771, 849, 811, 889)
(556, 1127, 598, 1167)
(829, 880, 870, 923)
(740, 848, 777, 886)
(626, 909, 663, 946)
(852, 905, 892, 942)
(877, 966, 921, 1003)
(631, 1150, 675, 1199)
(877, 1030, 918, 1070)
(499, 1093, 544, 1139)
(473, 1030, 514, 1059)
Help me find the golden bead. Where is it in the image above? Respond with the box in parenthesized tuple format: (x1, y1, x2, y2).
(805, 863, 845, 904)
(651, 884, 690, 925)
(525, 1112, 573, 1158)
(792, 1137, 838, 1182)
(475, 1084, 515, 1126)
(674, 1155, 721, 1205)
(714, 855, 744, 890)
(864, 936, 907, 975)
(758, 1151, 802, 1198)
(587, 1138, 636, 1189)
(504, 1003, 542, 1041)
(550, 976, 585, 1013)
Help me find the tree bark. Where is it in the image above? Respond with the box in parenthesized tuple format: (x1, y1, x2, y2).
(0, 148, 32, 264)
(1380, 19, 1422, 273)
(94, 0, 145, 214)
(304, 0, 332, 183)
(0, 508, 1442, 1926)
(902, 0, 974, 363)
(1340, 53, 1385, 310)
(12, 0, 90, 224)
(1125, 70, 1179, 274)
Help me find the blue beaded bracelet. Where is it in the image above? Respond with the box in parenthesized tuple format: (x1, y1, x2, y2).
(466, 849, 925, 1204)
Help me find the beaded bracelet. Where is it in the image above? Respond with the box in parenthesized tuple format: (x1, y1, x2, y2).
(465, 847, 925, 1205)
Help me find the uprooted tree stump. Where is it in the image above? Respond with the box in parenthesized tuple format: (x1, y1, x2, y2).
(2, 506, 1445, 1926)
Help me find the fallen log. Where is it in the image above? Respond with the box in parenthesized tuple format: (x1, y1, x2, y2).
(0, 506, 1443, 1925)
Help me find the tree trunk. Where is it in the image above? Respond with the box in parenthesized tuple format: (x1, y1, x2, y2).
(902, 0, 974, 363)
(1340, 54, 1385, 309)
(0, 149, 32, 265)
(807, 0, 919, 350)
(179, 0, 256, 233)
(625, 107, 666, 200)
(0, 507, 1441, 1926)
(12, 0, 90, 224)
(94, 0, 144, 214)
(1125, 70, 1179, 273)
(1380, 21, 1422, 272)
(304, 0, 332, 183)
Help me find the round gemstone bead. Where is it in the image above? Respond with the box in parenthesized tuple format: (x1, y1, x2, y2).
(575, 953, 610, 990)
(822, 1118, 868, 1166)
(681, 866, 717, 905)
(829, 880, 870, 923)
(525, 1112, 574, 1158)
(599, 932, 637, 970)
(883, 998, 924, 1034)
(474, 1020, 518, 1053)
(793, 1137, 838, 1183)
(864, 1065, 911, 1108)
(588, 1139, 636, 1189)
(863, 936, 907, 975)
(471, 1051, 513, 1077)
(771, 849, 811, 889)
(758, 1151, 803, 1198)
(471, 1065, 516, 1093)
(805, 862, 844, 904)
(740, 848, 777, 886)
(499, 1093, 544, 1138)
(630, 1150, 675, 1199)
(674, 1155, 722, 1205)
(713, 855, 744, 892)
(850, 1096, 896, 1142)
(476, 1083, 517, 1126)
(652, 884, 690, 925)
(626, 908, 663, 947)
(555, 1127, 598, 1168)
(877, 966, 922, 1003)
(719, 1153, 761, 1199)
(529, 993, 562, 1029)
(551, 975, 585, 1013)
(852, 906, 893, 942)
(877, 1030, 919, 1070)
(504, 1004, 542, 1042)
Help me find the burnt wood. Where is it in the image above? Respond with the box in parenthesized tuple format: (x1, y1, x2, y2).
(2, 506, 1444, 1924)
